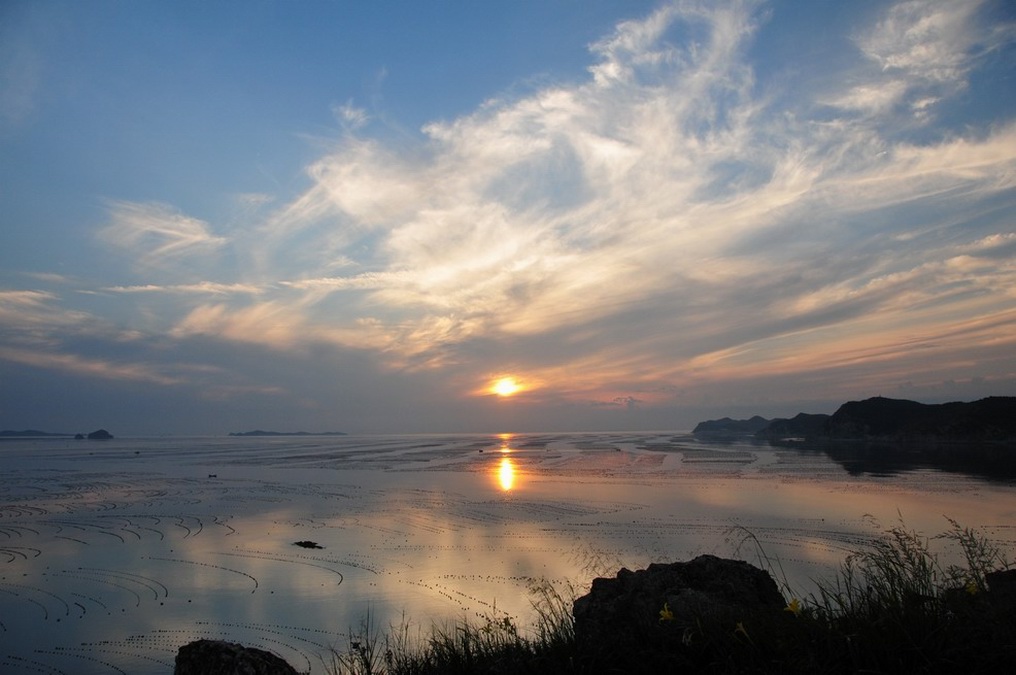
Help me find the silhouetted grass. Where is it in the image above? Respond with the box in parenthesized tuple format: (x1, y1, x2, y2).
(797, 516, 1015, 674)
(328, 581, 576, 675)
(328, 518, 1015, 674)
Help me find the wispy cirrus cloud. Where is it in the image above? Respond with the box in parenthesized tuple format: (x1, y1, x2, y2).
(7, 0, 1012, 426)
(0, 289, 57, 309)
(116, 0, 1011, 408)
(833, 0, 994, 120)
(859, 0, 983, 83)
(103, 282, 264, 295)
(0, 344, 184, 386)
(0, 290, 91, 331)
(99, 200, 227, 271)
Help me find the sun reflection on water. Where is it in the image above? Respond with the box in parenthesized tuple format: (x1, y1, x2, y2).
(498, 456, 516, 491)
(494, 434, 517, 491)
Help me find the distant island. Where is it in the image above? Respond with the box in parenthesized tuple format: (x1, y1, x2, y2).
(228, 430, 347, 437)
(0, 428, 113, 439)
(695, 396, 1016, 443)
(692, 413, 828, 438)
(85, 429, 114, 440)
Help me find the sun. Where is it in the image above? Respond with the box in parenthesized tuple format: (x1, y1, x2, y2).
(491, 377, 521, 397)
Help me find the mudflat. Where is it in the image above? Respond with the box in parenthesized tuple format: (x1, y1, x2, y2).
(1, 432, 1013, 674)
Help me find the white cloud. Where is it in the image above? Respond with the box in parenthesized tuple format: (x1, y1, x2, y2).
(0, 289, 90, 330)
(23, 272, 74, 284)
(103, 282, 264, 295)
(178, 3, 1011, 371)
(845, 0, 993, 122)
(825, 81, 908, 116)
(234, 192, 274, 208)
(859, 0, 982, 84)
(334, 101, 370, 130)
(170, 302, 304, 348)
(74, 0, 1016, 410)
(0, 345, 183, 385)
(0, 289, 56, 308)
(100, 200, 227, 269)
(278, 272, 407, 292)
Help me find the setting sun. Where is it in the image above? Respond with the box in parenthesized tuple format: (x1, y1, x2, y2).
(491, 377, 521, 397)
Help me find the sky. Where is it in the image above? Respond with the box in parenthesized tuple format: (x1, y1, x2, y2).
(1, 0, 1015, 435)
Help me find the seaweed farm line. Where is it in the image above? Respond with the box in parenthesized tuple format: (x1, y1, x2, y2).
(1, 433, 1014, 674)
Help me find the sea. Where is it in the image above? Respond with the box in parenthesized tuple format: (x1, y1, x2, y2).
(1, 432, 1014, 674)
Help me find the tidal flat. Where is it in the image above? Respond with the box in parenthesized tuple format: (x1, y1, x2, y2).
(1, 433, 1013, 674)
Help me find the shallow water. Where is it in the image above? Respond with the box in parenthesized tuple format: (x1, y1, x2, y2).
(1, 432, 1014, 674)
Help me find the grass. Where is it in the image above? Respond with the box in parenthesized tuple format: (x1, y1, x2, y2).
(328, 581, 576, 675)
(327, 518, 1014, 674)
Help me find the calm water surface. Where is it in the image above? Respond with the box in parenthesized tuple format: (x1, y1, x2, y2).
(1, 432, 1014, 674)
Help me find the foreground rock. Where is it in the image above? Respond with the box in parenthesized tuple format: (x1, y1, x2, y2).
(175, 639, 298, 675)
(987, 568, 1016, 607)
(573, 555, 785, 652)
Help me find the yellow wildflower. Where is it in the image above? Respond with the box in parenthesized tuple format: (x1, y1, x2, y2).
(965, 580, 979, 596)
(785, 598, 802, 616)
(659, 602, 674, 622)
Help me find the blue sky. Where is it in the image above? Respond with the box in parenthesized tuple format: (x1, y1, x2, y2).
(2, 0, 1015, 435)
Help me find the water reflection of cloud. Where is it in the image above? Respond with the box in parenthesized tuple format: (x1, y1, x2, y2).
(2, 434, 1014, 675)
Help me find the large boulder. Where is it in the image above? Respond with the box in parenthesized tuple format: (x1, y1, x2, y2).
(174, 639, 298, 675)
(573, 555, 786, 652)
(986, 568, 1016, 608)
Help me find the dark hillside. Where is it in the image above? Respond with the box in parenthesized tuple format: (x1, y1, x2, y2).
(824, 396, 1016, 441)
(693, 416, 770, 434)
(755, 413, 830, 440)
